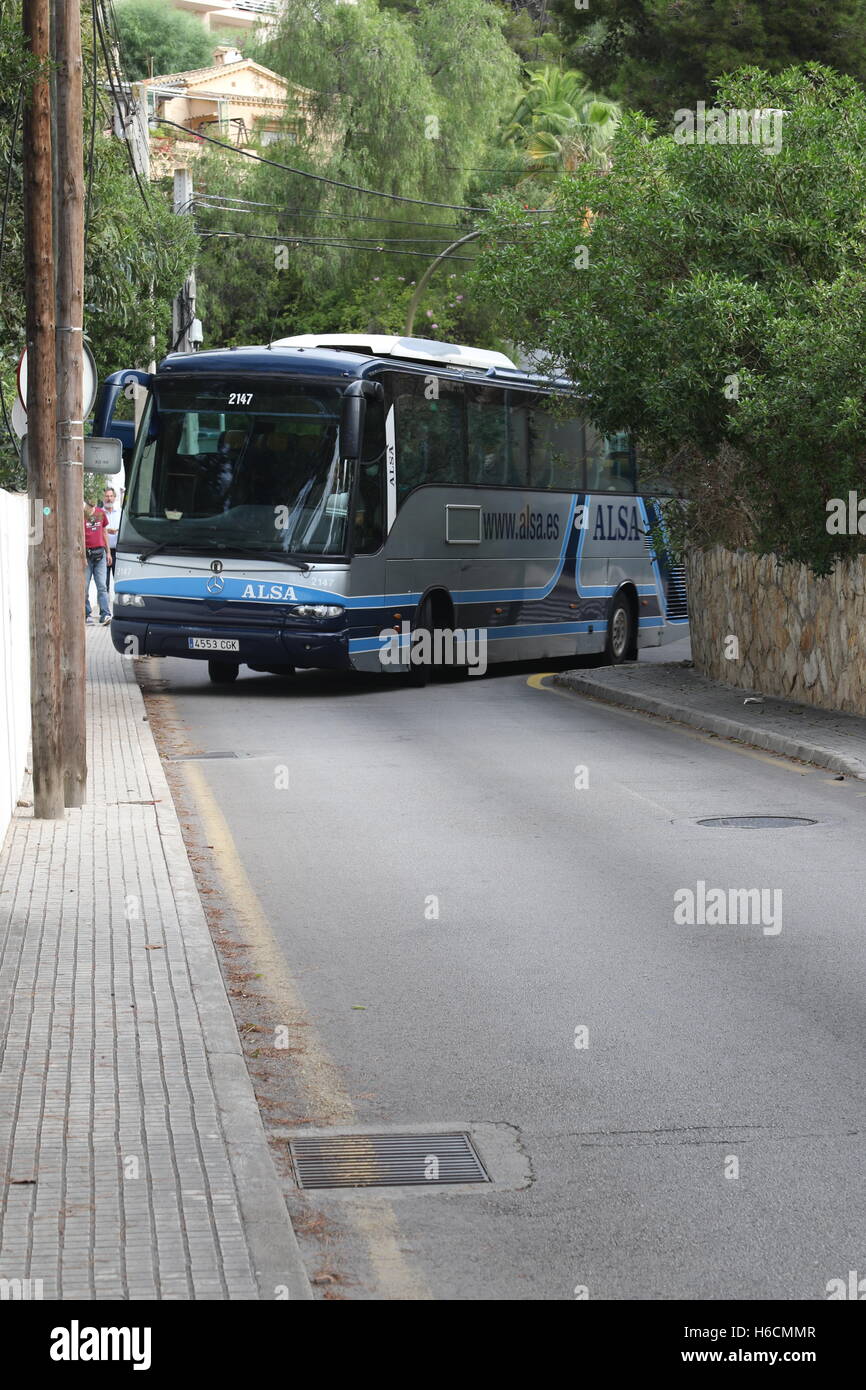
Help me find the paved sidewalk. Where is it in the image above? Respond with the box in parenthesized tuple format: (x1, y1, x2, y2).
(556, 661, 866, 779)
(0, 627, 310, 1300)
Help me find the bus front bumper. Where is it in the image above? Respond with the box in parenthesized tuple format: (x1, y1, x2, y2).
(110, 618, 352, 671)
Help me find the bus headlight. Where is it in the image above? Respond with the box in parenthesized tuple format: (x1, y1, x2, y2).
(118, 593, 146, 607)
(289, 603, 344, 620)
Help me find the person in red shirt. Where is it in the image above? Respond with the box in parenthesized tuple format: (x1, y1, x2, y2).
(84, 500, 112, 625)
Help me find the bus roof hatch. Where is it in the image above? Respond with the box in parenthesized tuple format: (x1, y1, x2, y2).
(269, 333, 517, 373)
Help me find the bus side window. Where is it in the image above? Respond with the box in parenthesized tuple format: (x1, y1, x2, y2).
(586, 425, 635, 492)
(129, 396, 158, 515)
(466, 385, 507, 486)
(528, 406, 586, 491)
(505, 393, 530, 487)
(132, 436, 158, 515)
(392, 375, 464, 502)
(353, 400, 386, 554)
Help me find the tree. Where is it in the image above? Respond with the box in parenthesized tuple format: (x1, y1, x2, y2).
(194, 0, 520, 349)
(114, 0, 213, 81)
(382, 0, 562, 60)
(83, 141, 197, 377)
(550, 0, 866, 120)
(0, 0, 38, 486)
(0, 3, 196, 490)
(249, 0, 518, 209)
(474, 66, 866, 574)
(503, 66, 620, 176)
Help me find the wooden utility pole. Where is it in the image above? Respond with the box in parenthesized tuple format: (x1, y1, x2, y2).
(53, 0, 87, 807)
(22, 0, 64, 819)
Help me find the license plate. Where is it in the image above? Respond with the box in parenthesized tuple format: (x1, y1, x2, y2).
(188, 638, 240, 652)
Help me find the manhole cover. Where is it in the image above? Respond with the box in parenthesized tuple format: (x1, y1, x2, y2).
(289, 1132, 490, 1189)
(697, 815, 817, 829)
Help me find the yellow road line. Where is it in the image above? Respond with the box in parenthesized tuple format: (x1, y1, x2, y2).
(183, 760, 352, 1123)
(180, 756, 429, 1300)
(526, 672, 556, 693)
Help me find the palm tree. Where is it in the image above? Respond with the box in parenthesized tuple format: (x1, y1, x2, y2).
(504, 68, 591, 141)
(504, 66, 621, 177)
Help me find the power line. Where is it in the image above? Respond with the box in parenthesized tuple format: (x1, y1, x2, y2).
(153, 116, 534, 213)
(193, 194, 467, 232)
(103, 0, 136, 94)
(196, 219, 470, 246)
(444, 165, 534, 173)
(94, 0, 153, 213)
(196, 229, 481, 260)
(95, 19, 150, 209)
(85, 0, 98, 240)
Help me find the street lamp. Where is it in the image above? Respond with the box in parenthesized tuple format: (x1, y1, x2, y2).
(403, 229, 484, 336)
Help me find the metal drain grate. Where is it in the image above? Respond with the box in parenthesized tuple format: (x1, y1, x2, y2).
(289, 1132, 490, 1189)
(697, 815, 817, 829)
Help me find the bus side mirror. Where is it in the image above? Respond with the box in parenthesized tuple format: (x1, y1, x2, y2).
(340, 392, 365, 463)
(340, 380, 384, 461)
(92, 369, 153, 438)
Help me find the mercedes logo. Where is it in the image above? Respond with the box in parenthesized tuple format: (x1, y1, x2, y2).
(206, 574, 225, 594)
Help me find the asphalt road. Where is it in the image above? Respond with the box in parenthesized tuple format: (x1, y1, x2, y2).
(150, 639, 866, 1300)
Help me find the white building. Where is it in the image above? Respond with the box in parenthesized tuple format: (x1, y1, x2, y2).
(167, 0, 282, 34)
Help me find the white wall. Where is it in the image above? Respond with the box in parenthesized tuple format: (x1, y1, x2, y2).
(0, 489, 31, 843)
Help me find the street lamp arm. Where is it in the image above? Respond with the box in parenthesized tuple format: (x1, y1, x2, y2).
(404, 229, 484, 336)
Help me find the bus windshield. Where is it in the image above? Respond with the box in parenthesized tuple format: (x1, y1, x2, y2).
(125, 379, 350, 556)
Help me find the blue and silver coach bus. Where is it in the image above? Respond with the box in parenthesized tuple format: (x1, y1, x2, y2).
(105, 333, 688, 683)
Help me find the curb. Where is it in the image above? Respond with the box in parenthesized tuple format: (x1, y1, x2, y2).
(553, 671, 866, 781)
(126, 661, 313, 1301)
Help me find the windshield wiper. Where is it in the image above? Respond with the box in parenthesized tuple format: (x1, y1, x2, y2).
(130, 542, 312, 573)
(207, 544, 312, 575)
(135, 543, 173, 563)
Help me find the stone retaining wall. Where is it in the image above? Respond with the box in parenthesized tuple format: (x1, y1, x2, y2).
(686, 545, 866, 716)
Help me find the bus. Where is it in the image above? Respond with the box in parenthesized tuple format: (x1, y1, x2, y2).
(105, 333, 688, 683)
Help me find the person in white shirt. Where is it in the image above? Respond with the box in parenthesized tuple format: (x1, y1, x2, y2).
(102, 485, 122, 595)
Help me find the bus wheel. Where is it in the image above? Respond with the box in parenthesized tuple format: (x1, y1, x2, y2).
(605, 592, 635, 665)
(407, 595, 434, 687)
(208, 660, 239, 684)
